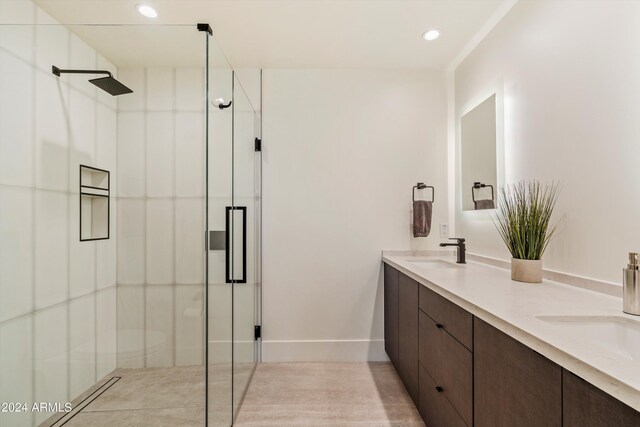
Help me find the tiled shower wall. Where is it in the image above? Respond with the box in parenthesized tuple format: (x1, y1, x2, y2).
(0, 2, 117, 426)
(116, 67, 206, 368)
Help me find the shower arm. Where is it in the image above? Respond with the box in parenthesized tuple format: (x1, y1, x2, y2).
(52, 66, 113, 78)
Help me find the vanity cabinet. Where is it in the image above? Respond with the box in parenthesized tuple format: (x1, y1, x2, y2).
(563, 370, 640, 427)
(474, 317, 562, 427)
(383, 264, 399, 369)
(398, 273, 419, 406)
(383, 263, 640, 427)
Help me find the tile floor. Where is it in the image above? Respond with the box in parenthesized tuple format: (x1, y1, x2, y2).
(45, 362, 423, 426)
(234, 363, 424, 426)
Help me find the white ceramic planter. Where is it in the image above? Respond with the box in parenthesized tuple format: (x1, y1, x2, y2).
(511, 258, 543, 283)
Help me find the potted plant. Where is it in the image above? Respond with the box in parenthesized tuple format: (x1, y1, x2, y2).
(493, 181, 561, 283)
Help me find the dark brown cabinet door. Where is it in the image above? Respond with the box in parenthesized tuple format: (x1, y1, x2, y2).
(474, 318, 562, 427)
(398, 273, 419, 406)
(563, 370, 640, 427)
(384, 264, 399, 369)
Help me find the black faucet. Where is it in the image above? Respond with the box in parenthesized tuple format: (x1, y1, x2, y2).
(439, 238, 466, 264)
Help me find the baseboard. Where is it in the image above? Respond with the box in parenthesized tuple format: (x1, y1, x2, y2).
(262, 339, 388, 362)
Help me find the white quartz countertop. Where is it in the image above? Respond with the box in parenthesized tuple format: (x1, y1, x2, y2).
(382, 252, 640, 411)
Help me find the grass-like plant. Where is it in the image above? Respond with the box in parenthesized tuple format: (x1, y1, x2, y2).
(493, 181, 561, 260)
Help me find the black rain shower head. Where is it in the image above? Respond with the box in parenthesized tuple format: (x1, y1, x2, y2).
(52, 66, 133, 96)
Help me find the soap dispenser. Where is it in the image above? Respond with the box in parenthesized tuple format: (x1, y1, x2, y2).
(623, 252, 640, 316)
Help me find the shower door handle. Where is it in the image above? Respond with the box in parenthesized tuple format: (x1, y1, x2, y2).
(225, 206, 247, 284)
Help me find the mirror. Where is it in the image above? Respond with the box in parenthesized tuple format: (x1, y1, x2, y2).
(461, 94, 497, 211)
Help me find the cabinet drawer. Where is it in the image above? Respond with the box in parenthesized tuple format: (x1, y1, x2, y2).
(419, 365, 467, 427)
(419, 285, 473, 350)
(419, 311, 473, 426)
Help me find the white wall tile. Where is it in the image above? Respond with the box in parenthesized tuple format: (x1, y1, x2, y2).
(175, 285, 203, 366)
(97, 237, 116, 290)
(207, 283, 232, 364)
(145, 286, 173, 367)
(146, 68, 174, 111)
(117, 112, 145, 197)
(0, 50, 34, 187)
(69, 89, 96, 193)
(146, 200, 173, 284)
(96, 287, 117, 378)
(175, 112, 204, 197)
(232, 110, 256, 198)
(176, 67, 204, 111)
(116, 68, 145, 111)
(35, 13, 69, 72)
(208, 108, 233, 197)
(0, 0, 36, 25)
(146, 112, 174, 197)
(175, 199, 203, 285)
(69, 294, 96, 398)
(117, 199, 145, 285)
(0, 187, 33, 322)
(69, 33, 97, 98)
(117, 286, 144, 369)
(35, 72, 69, 192)
(96, 104, 117, 171)
(34, 304, 68, 424)
(96, 199, 117, 289)
(69, 195, 95, 298)
(34, 191, 68, 309)
(0, 316, 33, 427)
(96, 55, 118, 109)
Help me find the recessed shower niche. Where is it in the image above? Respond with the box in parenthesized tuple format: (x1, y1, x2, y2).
(79, 164, 110, 241)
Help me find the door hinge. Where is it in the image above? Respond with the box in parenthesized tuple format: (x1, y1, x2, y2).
(254, 138, 262, 152)
(254, 325, 261, 340)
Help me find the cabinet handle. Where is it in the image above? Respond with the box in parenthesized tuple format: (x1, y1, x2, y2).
(435, 323, 443, 329)
(435, 386, 444, 393)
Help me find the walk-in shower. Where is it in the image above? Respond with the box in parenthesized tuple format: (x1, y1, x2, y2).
(0, 6, 261, 426)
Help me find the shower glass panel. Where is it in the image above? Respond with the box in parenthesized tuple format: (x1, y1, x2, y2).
(0, 8, 229, 424)
(206, 32, 234, 426)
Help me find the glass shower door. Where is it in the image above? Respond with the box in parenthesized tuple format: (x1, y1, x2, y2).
(231, 73, 260, 418)
(205, 30, 260, 427)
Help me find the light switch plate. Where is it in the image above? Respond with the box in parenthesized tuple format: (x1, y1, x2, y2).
(440, 224, 448, 238)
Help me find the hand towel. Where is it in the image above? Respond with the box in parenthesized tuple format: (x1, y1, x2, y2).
(474, 199, 495, 210)
(413, 200, 432, 237)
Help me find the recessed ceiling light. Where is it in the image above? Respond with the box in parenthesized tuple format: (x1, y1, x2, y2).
(136, 4, 158, 18)
(422, 29, 440, 41)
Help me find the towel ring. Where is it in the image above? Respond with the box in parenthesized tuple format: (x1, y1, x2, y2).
(471, 182, 494, 202)
(413, 182, 434, 203)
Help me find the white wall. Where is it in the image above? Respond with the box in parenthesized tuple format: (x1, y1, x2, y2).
(0, 1, 117, 425)
(454, 0, 640, 285)
(262, 69, 447, 361)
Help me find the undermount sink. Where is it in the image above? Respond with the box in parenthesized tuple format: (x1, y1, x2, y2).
(536, 315, 640, 362)
(408, 259, 461, 270)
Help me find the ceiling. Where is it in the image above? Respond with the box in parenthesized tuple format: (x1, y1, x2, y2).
(33, 0, 508, 69)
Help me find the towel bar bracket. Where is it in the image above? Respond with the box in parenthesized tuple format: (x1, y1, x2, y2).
(413, 182, 434, 203)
